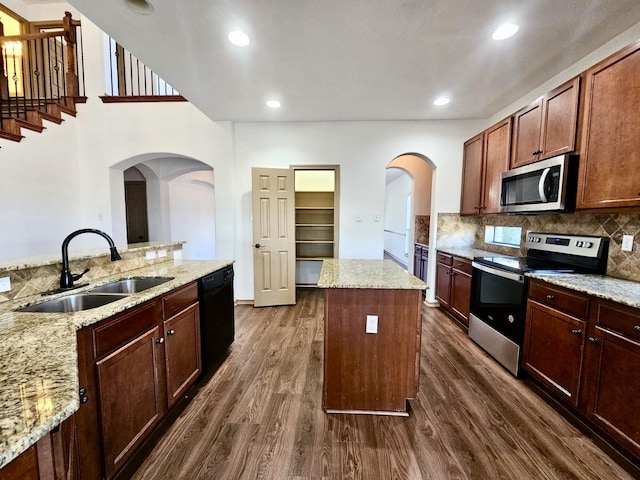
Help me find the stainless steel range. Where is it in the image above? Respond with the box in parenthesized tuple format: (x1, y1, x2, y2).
(468, 232, 609, 376)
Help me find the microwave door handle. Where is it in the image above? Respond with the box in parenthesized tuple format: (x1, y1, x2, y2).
(538, 167, 551, 202)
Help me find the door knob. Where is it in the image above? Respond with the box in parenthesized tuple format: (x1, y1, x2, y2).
(255, 243, 264, 249)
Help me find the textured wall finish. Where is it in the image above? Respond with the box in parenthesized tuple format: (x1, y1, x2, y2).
(436, 212, 640, 282)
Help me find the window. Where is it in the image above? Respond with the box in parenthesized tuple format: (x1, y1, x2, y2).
(485, 225, 522, 248)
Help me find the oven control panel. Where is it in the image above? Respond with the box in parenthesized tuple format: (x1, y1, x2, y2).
(525, 232, 605, 258)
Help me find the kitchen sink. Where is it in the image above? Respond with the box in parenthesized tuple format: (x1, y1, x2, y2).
(17, 293, 130, 313)
(88, 277, 174, 294)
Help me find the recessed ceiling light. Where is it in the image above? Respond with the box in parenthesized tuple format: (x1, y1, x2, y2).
(492, 23, 519, 40)
(434, 96, 450, 106)
(122, 0, 154, 14)
(228, 30, 250, 47)
(266, 100, 281, 109)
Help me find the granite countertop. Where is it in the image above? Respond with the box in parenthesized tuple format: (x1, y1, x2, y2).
(0, 259, 233, 469)
(317, 259, 426, 289)
(435, 246, 507, 261)
(527, 272, 640, 309)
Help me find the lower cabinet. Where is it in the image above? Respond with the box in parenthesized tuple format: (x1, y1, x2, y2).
(75, 282, 201, 480)
(524, 280, 640, 462)
(435, 251, 472, 327)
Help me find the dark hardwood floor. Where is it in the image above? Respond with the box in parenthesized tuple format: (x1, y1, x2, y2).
(131, 288, 633, 479)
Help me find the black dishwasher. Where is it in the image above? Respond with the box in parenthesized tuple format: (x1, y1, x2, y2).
(198, 265, 234, 377)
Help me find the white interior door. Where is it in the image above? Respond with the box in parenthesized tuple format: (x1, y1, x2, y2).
(252, 168, 296, 307)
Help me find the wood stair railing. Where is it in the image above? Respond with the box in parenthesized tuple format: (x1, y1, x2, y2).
(0, 12, 85, 142)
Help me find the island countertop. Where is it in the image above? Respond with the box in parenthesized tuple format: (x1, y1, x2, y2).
(317, 259, 426, 290)
(0, 259, 233, 469)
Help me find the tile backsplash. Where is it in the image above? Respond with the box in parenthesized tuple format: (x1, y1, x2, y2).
(437, 212, 640, 282)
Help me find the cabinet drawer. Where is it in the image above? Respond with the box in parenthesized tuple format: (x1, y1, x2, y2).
(162, 282, 198, 319)
(93, 301, 157, 359)
(414, 245, 423, 255)
(436, 252, 452, 266)
(452, 257, 472, 275)
(528, 280, 589, 319)
(594, 300, 640, 342)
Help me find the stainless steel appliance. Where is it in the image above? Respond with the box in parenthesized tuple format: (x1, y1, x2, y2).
(469, 232, 609, 376)
(500, 155, 577, 213)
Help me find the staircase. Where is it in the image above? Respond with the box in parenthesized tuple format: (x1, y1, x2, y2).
(0, 12, 84, 143)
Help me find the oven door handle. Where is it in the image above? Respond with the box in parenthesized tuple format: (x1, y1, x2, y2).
(472, 261, 525, 283)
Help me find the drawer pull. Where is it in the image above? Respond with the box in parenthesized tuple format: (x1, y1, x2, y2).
(546, 294, 555, 300)
(571, 329, 582, 335)
(167, 329, 176, 335)
(588, 337, 600, 344)
(155, 337, 165, 344)
(635, 325, 640, 332)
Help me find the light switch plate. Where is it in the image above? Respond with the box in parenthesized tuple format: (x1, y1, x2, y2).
(366, 315, 378, 334)
(145, 250, 157, 260)
(158, 249, 167, 258)
(622, 235, 634, 252)
(0, 276, 10, 293)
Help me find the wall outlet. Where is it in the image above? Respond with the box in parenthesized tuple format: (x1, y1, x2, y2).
(366, 315, 378, 334)
(145, 250, 157, 260)
(622, 235, 634, 252)
(0, 276, 11, 293)
(373, 214, 380, 222)
(158, 249, 167, 258)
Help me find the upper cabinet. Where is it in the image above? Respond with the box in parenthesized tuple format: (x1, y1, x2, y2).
(511, 77, 581, 168)
(577, 40, 640, 210)
(460, 118, 512, 215)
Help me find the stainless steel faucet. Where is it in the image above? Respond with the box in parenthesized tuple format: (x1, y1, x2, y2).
(60, 229, 122, 289)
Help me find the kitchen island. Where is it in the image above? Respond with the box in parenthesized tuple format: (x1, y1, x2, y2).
(317, 259, 426, 416)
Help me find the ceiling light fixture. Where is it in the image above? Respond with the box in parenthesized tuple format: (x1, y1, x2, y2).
(266, 100, 281, 109)
(122, 0, 154, 14)
(228, 30, 250, 47)
(433, 96, 450, 106)
(492, 23, 519, 40)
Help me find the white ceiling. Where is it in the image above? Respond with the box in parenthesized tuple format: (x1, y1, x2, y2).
(56, 0, 640, 122)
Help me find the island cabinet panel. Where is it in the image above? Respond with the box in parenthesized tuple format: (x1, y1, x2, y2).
(581, 299, 640, 458)
(0, 445, 39, 480)
(97, 326, 164, 479)
(323, 288, 422, 414)
(577, 39, 640, 210)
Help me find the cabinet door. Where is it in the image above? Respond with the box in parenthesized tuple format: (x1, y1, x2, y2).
(482, 117, 512, 214)
(460, 133, 484, 215)
(435, 262, 451, 309)
(583, 327, 640, 457)
(577, 40, 640, 209)
(413, 245, 423, 279)
(540, 77, 580, 159)
(450, 269, 471, 327)
(511, 99, 543, 168)
(523, 300, 585, 407)
(420, 251, 429, 283)
(164, 303, 201, 407)
(96, 327, 163, 479)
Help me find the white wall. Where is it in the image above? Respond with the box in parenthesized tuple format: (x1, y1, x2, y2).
(383, 172, 412, 265)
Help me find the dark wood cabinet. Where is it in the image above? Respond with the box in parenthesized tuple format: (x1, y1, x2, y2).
(582, 299, 640, 458)
(511, 77, 580, 168)
(164, 303, 201, 407)
(75, 281, 201, 480)
(460, 118, 512, 215)
(523, 281, 588, 407)
(577, 39, 640, 210)
(460, 133, 484, 215)
(449, 257, 472, 327)
(435, 251, 472, 327)
(413, 244, 429, 295)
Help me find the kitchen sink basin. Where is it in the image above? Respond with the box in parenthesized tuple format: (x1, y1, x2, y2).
(17, 293, 130, 313)
(89, 277, 174, 294)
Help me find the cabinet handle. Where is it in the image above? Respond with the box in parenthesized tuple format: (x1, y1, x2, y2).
(571, 329, 582, 335)
(155, 337, 165, 344)
(167, 329, 175, 335)
(80, 396, 89, 404)
(588, 337, 600, 344)
(546, 294, 555, 300)
(635, 325, 640, 332)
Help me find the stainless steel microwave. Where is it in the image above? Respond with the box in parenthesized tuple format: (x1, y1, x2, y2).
(500, 155, 577, 213)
